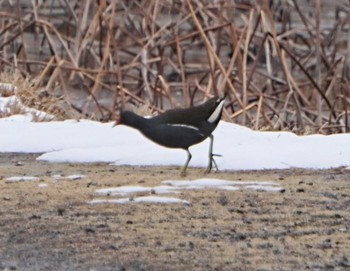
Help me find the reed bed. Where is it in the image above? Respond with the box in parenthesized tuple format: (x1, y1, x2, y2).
(0, 0, 349, 134)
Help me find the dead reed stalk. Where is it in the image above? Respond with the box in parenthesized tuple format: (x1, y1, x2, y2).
(0, 0, 349, 134)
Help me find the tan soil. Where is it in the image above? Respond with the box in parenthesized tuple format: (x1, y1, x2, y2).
(0, 153, 349, 271)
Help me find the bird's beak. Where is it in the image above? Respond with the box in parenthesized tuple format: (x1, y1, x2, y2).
(112, 112, 121, 127)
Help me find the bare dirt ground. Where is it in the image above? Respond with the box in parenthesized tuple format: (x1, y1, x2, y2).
(0, 153, 349, 271)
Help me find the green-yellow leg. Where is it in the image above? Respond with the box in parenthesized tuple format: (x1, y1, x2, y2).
(181, 149, 192, 177)
(205, 134, 219, 173)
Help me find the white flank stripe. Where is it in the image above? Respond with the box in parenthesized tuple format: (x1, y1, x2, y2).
(167, 124, 205, 137)
(169, 124, 199, 131)
(208, 99, 225, 123)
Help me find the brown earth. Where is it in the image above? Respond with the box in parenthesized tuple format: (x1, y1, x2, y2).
(0, 153, 349, 271)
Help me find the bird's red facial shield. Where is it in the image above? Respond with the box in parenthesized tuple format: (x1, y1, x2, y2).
(113, 112, 121, 127)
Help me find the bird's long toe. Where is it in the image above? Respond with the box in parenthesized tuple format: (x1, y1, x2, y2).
(205, 165, 212, 174)
(205, 154, 220, 174)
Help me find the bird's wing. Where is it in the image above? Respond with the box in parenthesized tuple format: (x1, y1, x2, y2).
(142, 123, 207, 149)
(151, 96, 221, 126)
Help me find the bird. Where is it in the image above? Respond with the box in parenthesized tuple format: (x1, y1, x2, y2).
(114, 95, 226, 176)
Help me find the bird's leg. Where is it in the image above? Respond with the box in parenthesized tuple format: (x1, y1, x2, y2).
(212, 155, 219, 171)
(181, 149, 192, 177)
(205, 134, 214, 173)
(205, 134, 220, 173)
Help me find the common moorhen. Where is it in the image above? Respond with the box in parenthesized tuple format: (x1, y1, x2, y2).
(115, 96, 225, 175)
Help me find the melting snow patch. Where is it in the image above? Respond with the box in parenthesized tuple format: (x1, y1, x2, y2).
(95, 185, 179, 196)
(51, 174, 84, 181)
(4, 175, 85, 184)
(67, 174, 85, 180)
(38, 183, 48, 188)
(161, 178, 284, 192)
(0, 95, 54, 121)
(51, 174, 63, 179)
(90, 178, 284, 206)
(88, 196, 190, 205)
(245, 185, 286, 192)
(0, 116, 350, 170)
(5, 176, 39, 183)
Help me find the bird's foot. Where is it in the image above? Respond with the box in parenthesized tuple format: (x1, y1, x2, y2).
(205, 153, 221, 174)
(204, 166, 212, 174)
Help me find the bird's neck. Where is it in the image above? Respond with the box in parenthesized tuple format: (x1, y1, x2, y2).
(122, 111, 150, 131)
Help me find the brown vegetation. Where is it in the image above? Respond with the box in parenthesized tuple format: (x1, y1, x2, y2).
(0, 154, 349, 270)
(0, 0, 350, 133)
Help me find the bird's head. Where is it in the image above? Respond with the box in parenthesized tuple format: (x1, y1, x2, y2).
(113, 111, 122, 127)
(113, 111, 140, 127)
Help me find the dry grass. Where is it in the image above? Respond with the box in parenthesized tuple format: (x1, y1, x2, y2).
(0, 0, 350, 133)
(0, 154, 349, 270)
(0, 69, 80, 120)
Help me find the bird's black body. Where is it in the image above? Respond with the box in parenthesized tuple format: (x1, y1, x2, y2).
(116, 96, 225, 175)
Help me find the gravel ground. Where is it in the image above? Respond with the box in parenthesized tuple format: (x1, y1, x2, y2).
(0, 153, 349, 271)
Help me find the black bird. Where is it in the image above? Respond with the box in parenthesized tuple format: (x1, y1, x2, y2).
(115, 96, 225, 176)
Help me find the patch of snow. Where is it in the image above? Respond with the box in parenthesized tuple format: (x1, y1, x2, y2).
(0, 96, 54, 121)
(133, 196, 191, 204)
(38, 183, 48, 188)
(88, 199, 130, 204)
(51, 174, 84, 181)
(245, 185, 285, 192)
(5, 176, 39, 182)
(67, 174, 85, 180)
(95, 185, 179, 196)
(0, 115, 349, 170)
(218, 186, 240, 191)
(95, 179, 283, 198)
(88, 196, 190, 205)
(51, 174, 63, 179)
(90, 179, 284, 206)
(162, 178, 281, 190)
(0, 114, 34, 122)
